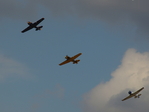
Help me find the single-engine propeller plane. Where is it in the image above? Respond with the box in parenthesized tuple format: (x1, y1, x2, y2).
(21, 18, 44, 33)
(59, 53, 82, 66)
(122, 87, 144, 101)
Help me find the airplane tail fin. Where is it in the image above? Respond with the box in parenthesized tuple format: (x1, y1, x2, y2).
(36, 26, 43, 31)
(73, 60, 80, 64)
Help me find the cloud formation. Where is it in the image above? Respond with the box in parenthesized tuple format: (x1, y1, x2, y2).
(1, 1, 148, 23)
(82, 48, 149, 112)
(0, 54, 31, 81)
(1, 0, 149, 34)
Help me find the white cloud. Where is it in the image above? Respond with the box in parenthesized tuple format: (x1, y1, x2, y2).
(82, 48, 149, 112)
(0, 54, 31, 81)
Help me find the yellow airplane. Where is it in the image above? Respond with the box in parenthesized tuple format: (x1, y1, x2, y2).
(59, 53, 82, 66)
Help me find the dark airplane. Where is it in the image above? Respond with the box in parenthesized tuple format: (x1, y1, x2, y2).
(21, 18, 45, 33)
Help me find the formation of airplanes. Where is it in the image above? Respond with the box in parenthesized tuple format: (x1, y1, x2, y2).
(21, 18, 145, 102)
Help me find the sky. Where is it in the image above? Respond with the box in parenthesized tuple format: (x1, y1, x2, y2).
(0, 0, 149, 112)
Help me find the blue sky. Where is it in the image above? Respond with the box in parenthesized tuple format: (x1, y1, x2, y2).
(1, 0, 149, 112)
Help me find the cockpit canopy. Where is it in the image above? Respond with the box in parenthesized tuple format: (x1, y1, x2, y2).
(65, 55, 70, 60)
(128, 91, 132, 95)
(28, 22, 32, 25)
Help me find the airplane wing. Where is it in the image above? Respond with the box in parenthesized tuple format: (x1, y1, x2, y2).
(34, 18, 45, 26)
(21, 26, 33, 33)
(122, 87, 144, 101)
(59, 59, 72, 66)
(132, 87, 144, 95)
(59, 53, 82, 66)
(70, 53, 82, 60)
(122, 94, 135, 101)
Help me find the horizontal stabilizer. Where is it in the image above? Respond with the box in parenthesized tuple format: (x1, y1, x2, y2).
(73, 60, 80, 64)
(36, 26, 43, 31)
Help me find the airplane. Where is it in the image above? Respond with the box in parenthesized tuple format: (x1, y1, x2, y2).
(59, 53, 82, 66)
(122, 87, 144, 101)
(21, 18, 45, 33)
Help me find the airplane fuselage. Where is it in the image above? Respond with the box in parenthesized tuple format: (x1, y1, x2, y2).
(65, 55, 78, 64)
(28, 22, 37, 28)
(128, 91, 141, 98)
(65, 55, 70, 60)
